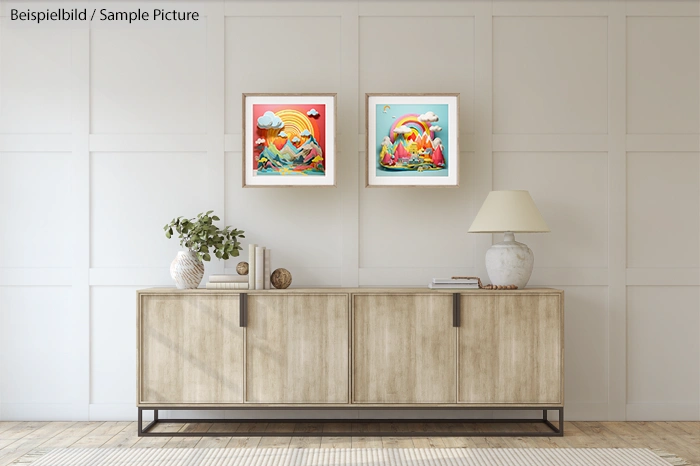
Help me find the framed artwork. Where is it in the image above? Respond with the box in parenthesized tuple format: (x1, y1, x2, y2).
(243, 93, 336, 187)
(366, 94, 459, 187)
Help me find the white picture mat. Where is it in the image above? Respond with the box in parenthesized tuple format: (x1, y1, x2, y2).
(367, 95, 459, 186)
(244, 94, 335, 186)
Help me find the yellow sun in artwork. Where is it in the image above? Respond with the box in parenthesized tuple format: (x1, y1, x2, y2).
(275, 109, 314, 142)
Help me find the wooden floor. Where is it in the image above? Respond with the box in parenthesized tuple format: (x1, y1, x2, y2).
(0, 421, 696, 466)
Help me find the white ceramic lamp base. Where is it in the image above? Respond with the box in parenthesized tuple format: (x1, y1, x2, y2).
(485, 232, 534, 289)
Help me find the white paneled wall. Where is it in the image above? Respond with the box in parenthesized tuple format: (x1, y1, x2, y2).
(0, 0, 698, 422)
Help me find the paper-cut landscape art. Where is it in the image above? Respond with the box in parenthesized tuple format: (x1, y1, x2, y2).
(244, 94, 336, 187)
(376, 108, 448, 174)
(366, 94, 459, 187)
(253, 104, 326, 177)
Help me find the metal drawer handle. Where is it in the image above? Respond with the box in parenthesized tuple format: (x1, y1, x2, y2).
(240, 293, 247, 327)
(453, 293, 460, 327)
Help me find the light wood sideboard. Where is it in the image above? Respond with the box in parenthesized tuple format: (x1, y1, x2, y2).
(136, 288, 564, 437)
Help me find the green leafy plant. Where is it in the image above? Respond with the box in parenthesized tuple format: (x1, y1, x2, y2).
(164, 211, 245, 262)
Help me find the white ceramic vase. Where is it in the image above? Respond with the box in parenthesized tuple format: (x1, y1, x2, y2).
(170, 250, 204, 289)
(484, 232, 534, 289)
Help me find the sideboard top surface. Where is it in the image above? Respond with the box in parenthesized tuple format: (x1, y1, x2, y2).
(137, 287, 563, 295)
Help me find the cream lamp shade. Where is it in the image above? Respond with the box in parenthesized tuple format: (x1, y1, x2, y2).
(469, 190, 549, 289)
(468, 190, 550, 233)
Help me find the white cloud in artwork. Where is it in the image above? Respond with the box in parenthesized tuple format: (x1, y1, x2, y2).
(381, 136, 392, 146)
(255, 138, 266, 145)
(257, 111, 284, 130)
(418, 111, 439, 123)
(292, 137, 300, 143)
(393, 125, 412, 135)
(307, 108, 320, 117)
(279, 131, 288, 138)
(429, 125, 442, 132)
(300, 129, 312, 137)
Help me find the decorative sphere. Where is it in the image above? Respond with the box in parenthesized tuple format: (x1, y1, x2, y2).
(236, 262, 249, 275)
(270, 268, 292, 289)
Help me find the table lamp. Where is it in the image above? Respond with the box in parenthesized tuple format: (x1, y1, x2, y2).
(468, 190, 550, 289)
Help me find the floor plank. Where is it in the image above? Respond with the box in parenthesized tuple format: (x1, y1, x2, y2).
(289, 423, 322, 449)
(70, 422, 131, 448)
(0, 420, 695, 465)
(40, 423, 103, 448)
(101, 422, 140, 449)
(252, 422, 292, 448)
(351, 436, 383, 448)
(0, 422, 75, 466)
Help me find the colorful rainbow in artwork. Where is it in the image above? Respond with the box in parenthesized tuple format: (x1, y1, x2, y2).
(275, 109, 315, 140)
(388, 114, 433, 142)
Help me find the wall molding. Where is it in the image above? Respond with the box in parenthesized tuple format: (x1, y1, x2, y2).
(0, 135, 72, 152)
(0, 269, 73, 286)
(627, 268, 700, 286)
(0, 403, 87, 421)
(564, 402, 610, 422)
(626, 134, 700, 152)
(70, 25, 91, 421)
(492, 134, 608, 152)
(492, 1, 612, 17)
(626, 402, 700, 421)
(89, 134, 208, 152)
(607, 0, 628, 421)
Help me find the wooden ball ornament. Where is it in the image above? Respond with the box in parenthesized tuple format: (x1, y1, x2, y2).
(270, 268, 292, 289)
(236, 262, 249, 275)
(482, 284, 518, 290)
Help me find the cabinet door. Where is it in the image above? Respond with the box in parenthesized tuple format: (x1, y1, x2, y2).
(138, 294, 244, 404)
(245, 294, 349, 403)
(458, 294, 563, 404)
(352, 294, 456, 404)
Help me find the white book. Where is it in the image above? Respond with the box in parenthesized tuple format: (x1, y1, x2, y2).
(206, 282, 249, 289)
(432, 278, 479, 284)
(248, 244, 256, 290)
(428, 283, 480, 289)
(209, 274, 248, 283)
(255, 246, 265, 290)
(264, 249, 271, 290)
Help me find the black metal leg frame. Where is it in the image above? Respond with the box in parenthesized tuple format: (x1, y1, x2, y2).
(138, 406, 563, 437)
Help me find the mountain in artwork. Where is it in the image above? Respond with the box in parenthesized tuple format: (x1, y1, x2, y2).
(254, 109, 325, 176)
(377, 111, 446, 172)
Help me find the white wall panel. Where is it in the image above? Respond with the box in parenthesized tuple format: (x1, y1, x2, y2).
(627, 286, 700, 419)
(561, 286, 609, 406)
(627, 17, 700, 134)
(359, 153, 475, 269)
(0, 28, 72, 134)
(358, 15, 476, 271)
(493, 152, 608, 268)
(0, 153, 73, 268)
(493, 16, 607, 134)
(224, 16, 342, 134)
(358, 16, 475, 133)
(0, 0, 698, 422)
(90, 25, 207, 134)
(0, 287, 79, 405)
(627, 152, 700, 268)
(224, 152, 342, 272)
(90, 152, 216, 268)
(90, 287, 138, 405)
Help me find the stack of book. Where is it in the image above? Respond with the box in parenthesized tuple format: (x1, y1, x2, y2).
(428, 277, 480, 289)
(248, 244, 272, 290)
(205, 274, 249, 289)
